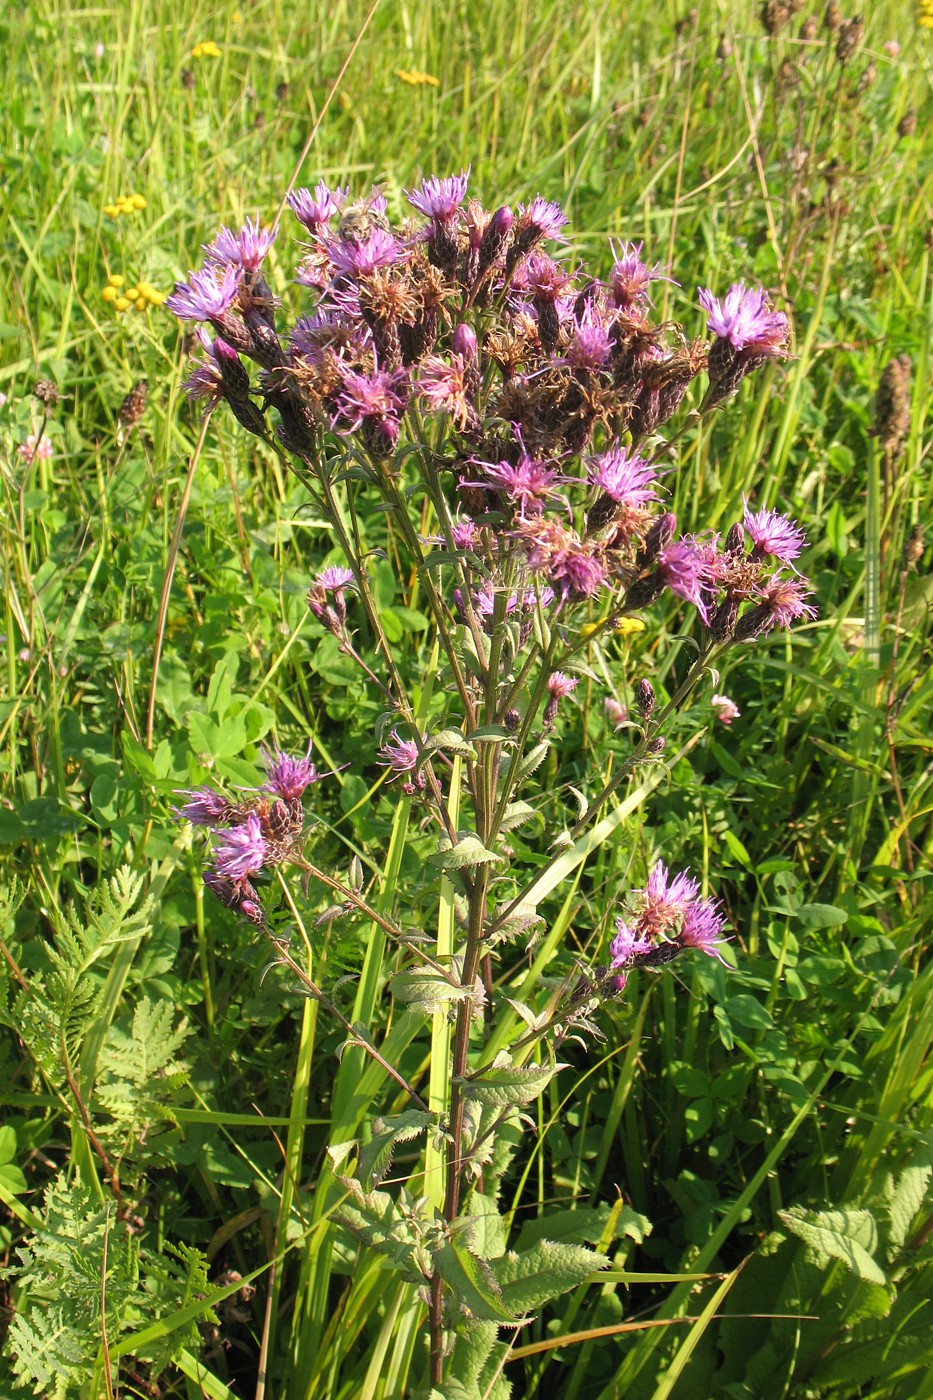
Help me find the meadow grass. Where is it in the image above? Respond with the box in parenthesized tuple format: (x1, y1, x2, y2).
(1, 0, 932, 1396)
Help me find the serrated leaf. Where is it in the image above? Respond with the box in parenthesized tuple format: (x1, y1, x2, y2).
(491, 1239, 608, 1312)
(435, 1240, 516, 1322)
(459, 1058, 566, 1108)
(498, 801, 539, 832)
(430, 835, 504, 872)
(422, 728, 477, 760)
(517, 742, 550, 781)
(515, 1204, 620, 1250)
(390, 968, 470, 1012)
(780, 1206, 886, 1284)
(884, 1145, 933, 1253)
(358, 1110, 434, 1188)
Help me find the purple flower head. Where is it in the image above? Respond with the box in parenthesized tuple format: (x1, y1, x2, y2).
(742, 500, 807, 564)
(262, 741, 320, 801)
(287, 181, 349, 231)
(515, 251, 574, 303)
(289, 309, 368, 362)
(759, 573, 818, 630)
(326, 227, 403, 278)
(639, 861, 701, 934)
(451, 513, 476, 550)
(698, 283, 789, 355)
(608, 240, 673, 310)
(405, 169, 470, 220)
(680, 897, 730, 965)
(378, 730, 424, 788)
(212, 812, 266, 881)
(515, 196, 569, 244)
(547, 671, 578, 698)
(565, 311, 613, 371)
(333, 365, 409, 447)
(711, 693, 740, 726)
(609, 919, 654, 969)
(203, 217, 278, 271)
(658, 538, 711, 621)
(586, 444, 658, 508)
(417, 354, 475, 430)
(549, 546, 607, 599)
(452, 323, 478, 360)
(173, 785, 232, 827)
(165, 264, 240, 321)
(315, 565, 355, 592)
(464, 450, 567, 519)
(183, 336, 225, 409)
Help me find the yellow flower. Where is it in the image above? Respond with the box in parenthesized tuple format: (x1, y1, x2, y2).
(101, 285, 118, 302)
(231, 9, 243, 22)
(191, 40, 221, 59)
(113, 296, 131, 311)
(106, 273, 125, 288)
(919, 0, 933, 25)
(396, 68, 440, 87)
(103, 203, 120, 218)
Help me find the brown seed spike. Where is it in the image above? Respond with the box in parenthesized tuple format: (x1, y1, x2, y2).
(119, 379, 149, 427)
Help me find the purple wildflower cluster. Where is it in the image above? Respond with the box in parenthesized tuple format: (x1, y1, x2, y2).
(608, 861, 730, 989)
(174, 743, 323, 924)
(166, 174, 811, 649)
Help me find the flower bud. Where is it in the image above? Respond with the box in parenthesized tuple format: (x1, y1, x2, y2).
(504, 708, 521, 733)
(452, 323, 477, 361)
(635, 679, 655, 716)
(647, 736, 666, 755)
(477, 206, 512, 277)
(725, 522, 746, 555)
(638, 512, 677, 568)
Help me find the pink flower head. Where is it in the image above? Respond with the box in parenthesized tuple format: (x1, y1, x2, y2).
(262, 741, 320, 801)
(565, 310, 613, 370)
(287, 182, 348, 230)
(586, 444, 658, 508)
(604, 697, 628, 729)
(758, 573, 818, 630)
(609, 919, 653, 970)
(333, 366, 409, 447)
(608, 240, 672, 310)
(326, 227, 403, 277)
(680, 897, 730, 965)
(549, 545, 607, 599)
(742, 500, 807, 564)
(515, 250, 574, 303)
(515, 196, 569, 244)
(166, 264, 240, 321)
(212, 812, 267, 881)
(19, 432, 53, 464)
(405, 169, 470, 220)
(173, 785, 233, 827)
(378, 730, 424, 788)
(698, 283, 789, 355)
(658, 538, 711, 621)
(417, 354, 475, 430)
(203, 217, 277, 271)
(547, 671, 578, 698)
(315, 565, 355, 592)
(711, 693, 740, 726)
(639, 861, 701, 934)
(464, 450, 568, 519)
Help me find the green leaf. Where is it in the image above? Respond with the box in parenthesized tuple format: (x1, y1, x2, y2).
(780, 1206, 886, 1285)
(422, 728, 477, 760)
(435, 1239, 516, 1322)
(795, 903, 848, 929)
(390, 968, 472, 1013)
(491, 1239, 608, 1312)
(724, 994, 773, 1030)
(459, 1057, 566, 1108)
(358, 1111, 434, 1189)
(430, 834, 504, 872)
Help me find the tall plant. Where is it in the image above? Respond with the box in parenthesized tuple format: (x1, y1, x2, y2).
(167, 172, 813, 1391)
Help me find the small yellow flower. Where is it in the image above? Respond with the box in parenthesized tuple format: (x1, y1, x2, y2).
(101, 285, 118, 302)
(396, 68, 440, 88)
(130, 193, 146, 210)
(613, 617, 646, 636)
(125, 286, 140, 299)
(231, 9, 243, 22)
(103, 203, 120, 218)
(919, 0, 933, 27)
(134, 296, 147, 312)
(106, 273, 125, 288)
(113, 295, 131, 311)
(191, 40, 221, 59)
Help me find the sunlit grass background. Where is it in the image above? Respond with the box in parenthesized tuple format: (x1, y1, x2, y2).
(1, 0, 932, 1395)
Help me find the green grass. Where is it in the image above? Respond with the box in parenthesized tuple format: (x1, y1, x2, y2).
(1, 0, 932, 1396)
